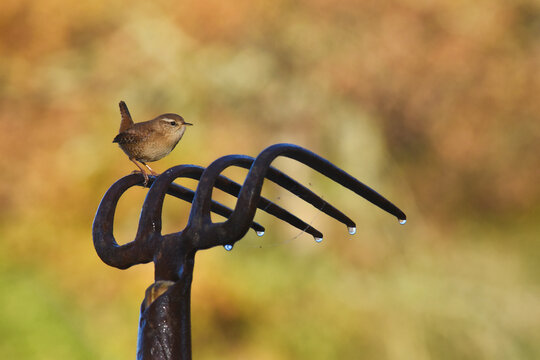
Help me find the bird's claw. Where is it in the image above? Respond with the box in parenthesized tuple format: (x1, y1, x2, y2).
(131, 170, 150, 186)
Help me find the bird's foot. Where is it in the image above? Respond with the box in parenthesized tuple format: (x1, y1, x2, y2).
(131, 170, 150, 187)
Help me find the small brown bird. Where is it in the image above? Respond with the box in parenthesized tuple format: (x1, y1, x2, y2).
(113, 101, 192, 184)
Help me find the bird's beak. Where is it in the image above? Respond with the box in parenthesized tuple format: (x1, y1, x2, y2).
(184, 122, 193, 126)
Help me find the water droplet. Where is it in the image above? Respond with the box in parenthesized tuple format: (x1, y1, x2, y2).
(256, 230, 265, 237)
(314, 236, 323, 243)
(224, 244, 233, 251)
(399, 219, 407, 225)
(348, 226, 356, 235)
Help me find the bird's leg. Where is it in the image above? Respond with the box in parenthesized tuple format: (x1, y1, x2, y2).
(141, 161, 159, 176)
(130, 158, 150, 186)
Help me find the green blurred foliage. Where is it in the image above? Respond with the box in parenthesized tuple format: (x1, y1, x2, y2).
(1, 0, 539, 359)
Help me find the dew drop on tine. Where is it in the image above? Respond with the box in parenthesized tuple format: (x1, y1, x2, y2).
(399, 219, 407, 225)
(256, 230, 265, 237)
(348, 226, 357, 235)
(314, 236, 323, 243)
(224, 244, 233, 251)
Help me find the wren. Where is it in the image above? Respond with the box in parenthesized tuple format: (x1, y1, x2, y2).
(113, 101, 192, 184)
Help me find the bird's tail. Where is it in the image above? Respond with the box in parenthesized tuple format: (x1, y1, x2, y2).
(119, 101, 134, 133)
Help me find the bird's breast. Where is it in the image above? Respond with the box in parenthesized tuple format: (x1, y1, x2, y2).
(117, 125, 187, 162)
(134, 140, 175, 162)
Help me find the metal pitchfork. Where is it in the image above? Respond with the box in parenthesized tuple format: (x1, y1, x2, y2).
(92, 143, 406, 360)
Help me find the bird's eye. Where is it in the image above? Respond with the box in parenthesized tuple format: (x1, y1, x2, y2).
(167, 120, 177, 126)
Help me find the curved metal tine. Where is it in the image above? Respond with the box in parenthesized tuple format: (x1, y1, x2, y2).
(210, 173, 323, 239)
(92, 174, 156, 269)
(188, 154, 332, 249)
(92, 169, 262, 269)
(135, 165, 213, 241)
(142, 165, 321, 239)
(229, 156, 356, 229)
(226, 144, 406, 237)
(163, 181, 266, 234)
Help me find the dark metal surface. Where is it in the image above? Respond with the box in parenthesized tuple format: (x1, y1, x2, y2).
(92, 143, 406, 360)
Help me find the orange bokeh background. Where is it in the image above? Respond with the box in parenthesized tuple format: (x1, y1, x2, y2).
(1, 1, 539, 359)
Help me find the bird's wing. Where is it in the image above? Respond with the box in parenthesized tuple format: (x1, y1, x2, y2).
(119, 101, 134, 133)
(113, 127, 150, 144)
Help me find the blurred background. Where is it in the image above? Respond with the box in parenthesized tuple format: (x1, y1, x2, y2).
(1, 0, 539, 359)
